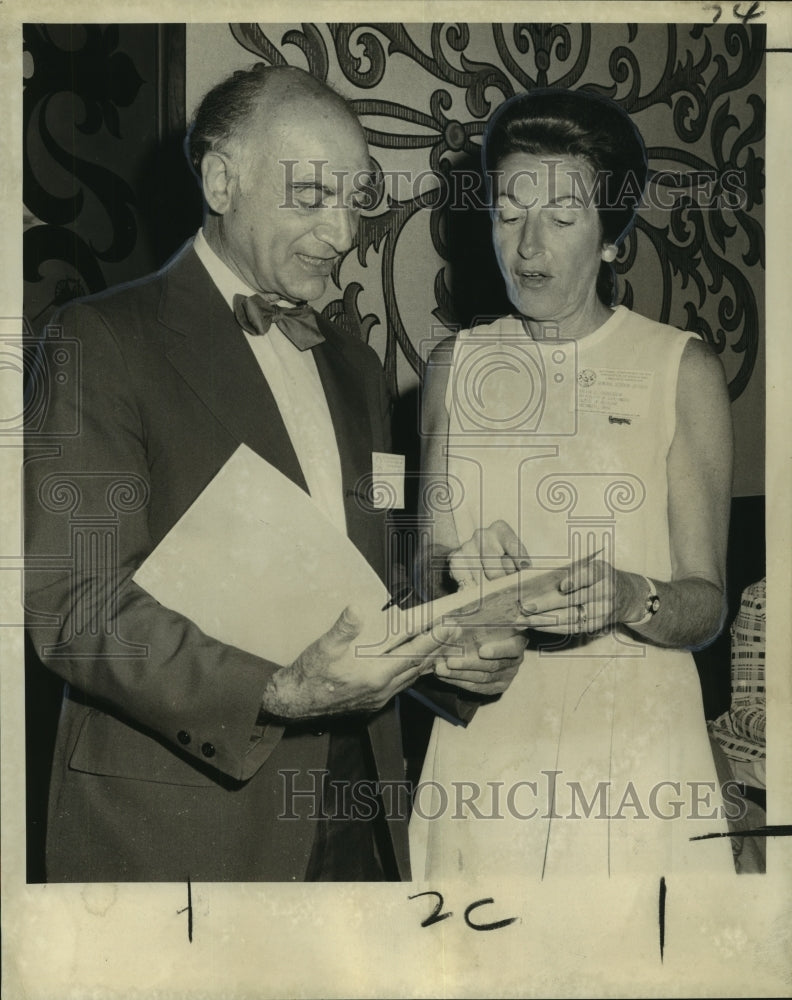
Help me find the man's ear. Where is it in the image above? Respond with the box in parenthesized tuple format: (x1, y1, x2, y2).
(201, 151, 235, 214)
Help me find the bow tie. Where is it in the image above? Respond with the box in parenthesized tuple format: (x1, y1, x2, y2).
(233, 293, 325, 351)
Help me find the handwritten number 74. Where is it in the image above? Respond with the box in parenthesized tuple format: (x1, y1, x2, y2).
(704, 3, 765, 23)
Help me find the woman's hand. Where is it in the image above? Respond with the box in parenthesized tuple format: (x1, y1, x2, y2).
(447, 520, 530, 589)
(517, 558, 644, 635)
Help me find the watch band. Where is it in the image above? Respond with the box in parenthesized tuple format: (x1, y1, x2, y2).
(631, 575, 660, 627)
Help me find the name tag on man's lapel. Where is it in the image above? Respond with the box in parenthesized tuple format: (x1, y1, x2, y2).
(371, 452, 405, 509)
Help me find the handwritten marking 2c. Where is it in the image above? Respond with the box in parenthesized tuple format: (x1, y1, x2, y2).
(409, 890, 518, 931)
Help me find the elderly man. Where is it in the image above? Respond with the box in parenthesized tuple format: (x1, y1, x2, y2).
(25, 65, 525, 882)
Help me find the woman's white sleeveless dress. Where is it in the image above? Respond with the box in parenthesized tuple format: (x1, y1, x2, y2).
(410, 306, 733, 880)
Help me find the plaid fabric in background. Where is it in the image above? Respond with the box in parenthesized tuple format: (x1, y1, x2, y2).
(730, 577, 766, 706)
(710, 577, 766, 773)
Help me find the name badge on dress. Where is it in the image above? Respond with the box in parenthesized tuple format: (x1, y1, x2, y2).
(577, 368, 654, 422)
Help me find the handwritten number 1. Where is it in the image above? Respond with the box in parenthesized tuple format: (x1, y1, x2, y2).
(177, 877, 194, 943)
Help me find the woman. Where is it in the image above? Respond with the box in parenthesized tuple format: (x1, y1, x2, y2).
(410, 89, 735, 880)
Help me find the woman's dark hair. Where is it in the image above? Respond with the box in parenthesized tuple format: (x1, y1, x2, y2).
(482, 88, 648, 305)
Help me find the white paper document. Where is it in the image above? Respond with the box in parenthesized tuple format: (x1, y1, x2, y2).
(134, 445, 395, 666)
(132, 445, 569, 667)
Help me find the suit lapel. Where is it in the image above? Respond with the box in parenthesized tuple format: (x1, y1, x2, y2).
(158, 245, 308, 492)
(158, 246, 377, 548)
(159, 250, 402, 869)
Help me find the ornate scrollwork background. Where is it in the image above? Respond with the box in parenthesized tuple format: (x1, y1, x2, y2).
(203, 21, 766, 493)
(223, 22, 765, 388)
(23, 23, 765, 495)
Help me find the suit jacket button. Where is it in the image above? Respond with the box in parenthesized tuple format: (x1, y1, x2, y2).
(177, 730, 191, 745)
(201, 742, 216, 758)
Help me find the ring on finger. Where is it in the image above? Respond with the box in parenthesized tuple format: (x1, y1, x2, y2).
(570, 603, 586, 635)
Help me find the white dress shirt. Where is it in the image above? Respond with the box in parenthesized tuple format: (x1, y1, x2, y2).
(193, 230, 347, 535)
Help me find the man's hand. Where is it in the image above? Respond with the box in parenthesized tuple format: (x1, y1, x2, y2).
(433, 629, 527, 695)
(261, 606, 459, 720)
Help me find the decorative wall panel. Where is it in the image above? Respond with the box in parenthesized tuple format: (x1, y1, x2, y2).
(24, 22, 764, 487)
(188, 21, 765, 495)
(23, 24, 197, 336)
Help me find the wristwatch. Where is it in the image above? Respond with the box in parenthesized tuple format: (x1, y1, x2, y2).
(631, 575, 660, 627)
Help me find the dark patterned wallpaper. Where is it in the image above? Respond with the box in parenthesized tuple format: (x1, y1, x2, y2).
(23, 24, 197, 334)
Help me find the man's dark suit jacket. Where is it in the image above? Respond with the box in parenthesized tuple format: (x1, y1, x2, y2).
(24, 242, 410, 882)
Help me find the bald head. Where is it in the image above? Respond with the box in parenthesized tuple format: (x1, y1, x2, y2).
(187, 64, 365, 180)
